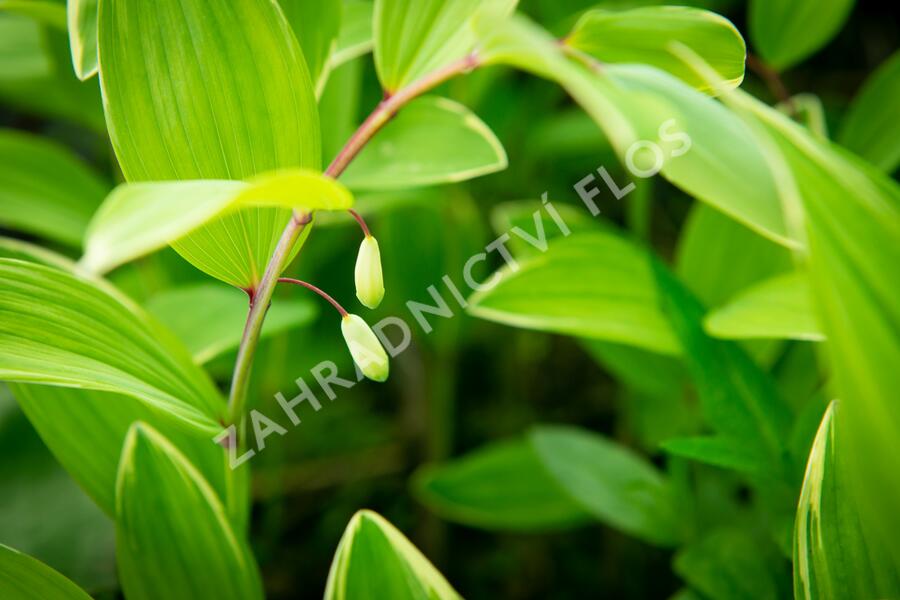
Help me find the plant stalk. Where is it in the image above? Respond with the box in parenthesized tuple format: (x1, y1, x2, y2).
(225, 52, 480, 427)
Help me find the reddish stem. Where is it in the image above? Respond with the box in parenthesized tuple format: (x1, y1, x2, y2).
(348, 209, 371, 237)
(278, 278, 348, 317)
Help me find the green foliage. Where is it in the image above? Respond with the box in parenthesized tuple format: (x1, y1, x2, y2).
(66, 0, 98, 80)
(0, 544, 91, 600)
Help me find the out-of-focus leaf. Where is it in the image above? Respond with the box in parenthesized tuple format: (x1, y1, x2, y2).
(412, 437, 589, 531)
(794, 402, 900, 599)
(566, 6, 746, 92)
(98, 0, 320, 289)
(320, 55, 363, 163)
(0, 259, 224, 436)
(489, 199, 603, 258)
(468, 232, 680, 355)
(838, 50, 900, 173)
(0, 544, 91, 600)
(0, 13, 51, 78)
(652, 259, 793, 477)
(67, 0, 97, 80)
(0, 400, 115, 591)
(146, 283, 317, 365)
(530, 425, 684, 546)
(0, 237, 76, 268)
(676, 203, 792, 308)
(661, 435, 771, 476)
(342, 96, 507, 190)
(0, 129, 108, 247)
(115, 423, 263, 600)
(278, 0, 341, 92)
(80, 170, 352, 278)
(779, 93, 828, 141)
(748, 0, 855, 70)
(705, 271, 824, 342)
(325, 509, 461, 600)
(331, 0, 373, 68)
(674, 529, 787, 600)
(374, 0, 517, 92)
(0, 0, 67, 28)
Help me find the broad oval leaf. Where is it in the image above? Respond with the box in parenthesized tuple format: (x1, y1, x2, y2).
(341, 96, 507, 191)
(115, 423, 263, 600)
(146, 283, 317, 365)
(0, 543, 91, 600)
(704, 271, 824, 342)
(566, 6, 746, 93)
(80, 170, 352, 278)
(838, 49, 900, 173)
(98, 0, 321, 289)
(529, 425, 684, 546)
(413, 437, 589, 531)
(374, 0, 517, 92)
(0, 259, 224, 436)
(748, 0, 855, 70)
(468, 232, 680, 355)
(67, 0, 98, 80)
(325, 509, 461, 600)
(0, 129, 109, 247)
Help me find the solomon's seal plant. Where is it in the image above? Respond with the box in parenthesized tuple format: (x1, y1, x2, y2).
(0, 0, 897, 599)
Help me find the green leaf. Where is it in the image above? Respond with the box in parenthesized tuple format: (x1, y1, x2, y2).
(325, 509, 461, 600)
(98, 0, 320, 289)
(373, 0, 517, 92)
(468, 232, 680, 355)
(0, 129, 109, 247)
(794, 402, 900, 599)
(838, 49, 900, 173)
(146, 283, 317, 364)
(748, 0, 855, 70)
(0, 544, 91, 600)
(530, 425, 683, 546)
(331, 0, 374, 68)
(0, 13, 51, 79)
(565, 6, 746, 93)
(115, 423, 263, 600)
(80, 169, 352, 278)
(278, 0, 342, 93)
(341, 96, 507, 191)
(704, 271, 824, 342)
(0, 259, 224, 436)
(652, 259, 793, 476)
(67, 0, 98, 80)
(412, 437, 589, 531)
(0, 0, 67, 29)
(674, 529, 788, 600)
(661, 435, 772, 476)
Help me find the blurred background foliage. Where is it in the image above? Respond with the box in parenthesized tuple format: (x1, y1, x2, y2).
(0, 0, 897, 598)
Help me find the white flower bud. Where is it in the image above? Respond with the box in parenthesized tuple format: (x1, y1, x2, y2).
(354, 235, 384, 309)
(341, 314, 389, 382)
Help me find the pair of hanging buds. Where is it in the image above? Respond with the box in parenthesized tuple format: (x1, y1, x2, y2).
(280, 210, 388, 382)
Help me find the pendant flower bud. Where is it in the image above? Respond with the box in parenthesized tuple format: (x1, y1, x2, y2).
(354, 235, 384, 309)
(341, 314, 389, 382)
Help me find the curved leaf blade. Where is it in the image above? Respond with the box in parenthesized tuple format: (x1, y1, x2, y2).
(0, 544, 91, 600)
(67, 0, 98, 80)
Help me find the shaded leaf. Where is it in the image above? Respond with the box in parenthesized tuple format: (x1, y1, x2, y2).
(80, 170, 352, 278)
(342, 96, 507, 190)
(115, 423, 262, 600)
(331, 0, 374, 68)
(0, 544, 91, 600)
(0, 13, 51, 79)
(413, 437, 589, 531)
(566, 6, 746, 92)
(278, 0, 341, 92)
(0, 128, 108, 247)
(704, 271, 823, 342)
(67, 0, 98, 80)
(325, 509, 461, 600)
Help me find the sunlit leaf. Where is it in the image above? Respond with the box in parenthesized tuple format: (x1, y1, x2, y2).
(98, 0, 320, 289)
(341, 96, 507, 190)
(413, 437, 589, 531)
(325, 509, 461, 600)
(468, 232, 680, 355)
(838, 49, 900, 173)
(331, 0, 374, 68)
(374, 0, 517, 92)
(67, 0, 98, 80)
(0, 544, 91, 600)
(115, 423, 263, 600)
(80, 170, 352, 278)
(566, 6, 746, 92)
(704, 271, 824, 342)
(146, 283, 317, 365)
(0, 129, 108, 247)
(0, 259, 224, 436)
(278, 0, 341, 93)
(748, 0, 855, 70)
